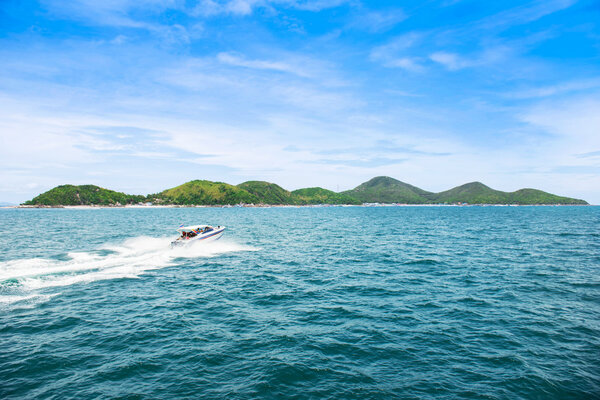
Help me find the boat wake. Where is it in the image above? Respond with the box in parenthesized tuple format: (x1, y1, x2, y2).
(0, 236, 258, 309)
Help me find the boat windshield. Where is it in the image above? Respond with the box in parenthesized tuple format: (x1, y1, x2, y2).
(178, 225, 217, 235)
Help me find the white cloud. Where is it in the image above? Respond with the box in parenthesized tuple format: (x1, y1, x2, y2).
(193, 0, 259, 15)
(370, 33, 425, 70)
(348, 9, 406, 33)
(41, 0, 179, 27)
(520, 97, 600, 147)
(474, 0, 576, 31)
(386, 57, 424, 72)
(192, 0, 349, 16)
(371, 33, 422, 56)
(217, 52, 310, 77)
(283, 0, 349, 12)
(507, 78, 600, 99)
(429, 46, 512, 71)
(429, 52, 465, 70)
(227, 0, 255, 14)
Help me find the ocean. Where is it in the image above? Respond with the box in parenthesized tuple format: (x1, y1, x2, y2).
(1, 206, 598, 399)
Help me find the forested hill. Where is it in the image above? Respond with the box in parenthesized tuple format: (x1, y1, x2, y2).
(343, 178, 588, 205)
(23, 178, 588, 206)
(23, 185, 145, 206)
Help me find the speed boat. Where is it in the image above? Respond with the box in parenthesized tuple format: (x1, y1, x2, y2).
(170, 225, 225, 247)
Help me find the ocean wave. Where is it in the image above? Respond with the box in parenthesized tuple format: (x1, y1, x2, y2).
(0, 293, 60, 309)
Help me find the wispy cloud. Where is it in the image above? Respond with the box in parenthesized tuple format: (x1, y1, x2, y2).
(191, 0, 350, 16)
(347, 8, 406, 33)
(317, 141, 452, 157)
(313, 157, 406, 168)
(192, 0, 259, 16)
(429, 52, 465, 70)
(577, 150, 600, 159)
(40, 0, 197, 45)
(370, 32, 425, 70)
(551, 165, 600, 174)
(217, 52, 311, 77)
(429, 46, 511, 71)
(284, 0, 350, 12)
(473, 0, 577, 31)
(368, 1, 577, 76)
(506, 78, 600, 99)
(387, 57, 424, 72)
(520, 97, 600, 145)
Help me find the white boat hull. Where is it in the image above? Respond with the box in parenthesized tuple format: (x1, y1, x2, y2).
(170, 226, 225, 247)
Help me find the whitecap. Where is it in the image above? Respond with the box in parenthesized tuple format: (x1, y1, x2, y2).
(0, 236, 258, 307)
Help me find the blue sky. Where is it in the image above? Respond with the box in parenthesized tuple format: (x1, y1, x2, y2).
(1, 0, 599, 203)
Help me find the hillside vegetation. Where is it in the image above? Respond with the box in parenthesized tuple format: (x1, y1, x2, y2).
(428, 182, 588, 205)
(24, 177, 588, 206)
(503, 188, 586, 205)
(149, 180, 258, 205)
(343, 176, 433, 204)
(237, 181, 297, 204)
(23, 185, 144, 206)
(429, 182, 508, 204)
(292, 187, 362, 205)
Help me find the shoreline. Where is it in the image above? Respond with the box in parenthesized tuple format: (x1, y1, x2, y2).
(5, 203, 594, 209)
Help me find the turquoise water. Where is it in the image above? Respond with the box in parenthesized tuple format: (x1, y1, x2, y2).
(1, 206, 599, 399)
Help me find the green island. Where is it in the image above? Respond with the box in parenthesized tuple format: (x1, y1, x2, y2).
(22, 177, 588, 206)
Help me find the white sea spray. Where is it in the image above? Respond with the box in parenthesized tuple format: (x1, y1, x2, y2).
(0, 237, 258, 304)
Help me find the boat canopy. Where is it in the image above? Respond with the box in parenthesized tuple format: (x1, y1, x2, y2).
(177, 225, 213, 232)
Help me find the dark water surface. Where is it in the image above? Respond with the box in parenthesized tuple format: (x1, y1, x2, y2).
(1, 206, 599, 399)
